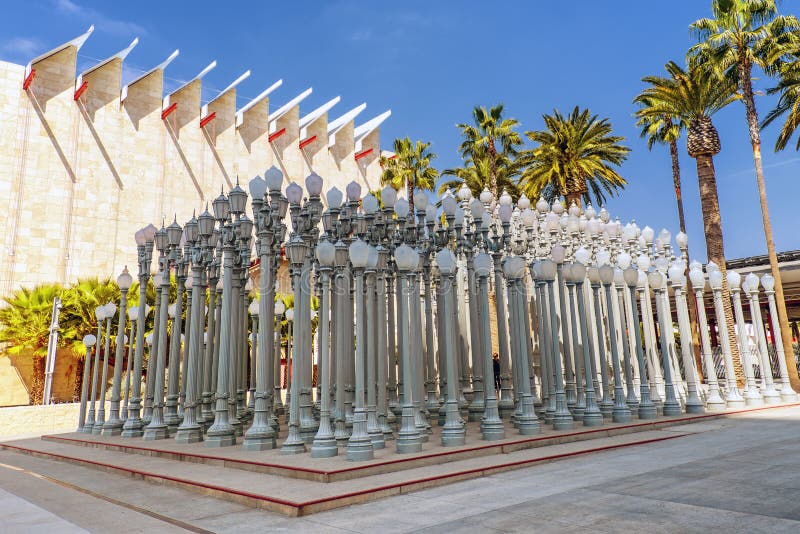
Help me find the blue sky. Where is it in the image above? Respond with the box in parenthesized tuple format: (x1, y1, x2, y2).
(1, 1, 798, 262)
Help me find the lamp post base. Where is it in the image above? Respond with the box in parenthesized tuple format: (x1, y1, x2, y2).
(174, 425, 204, 444)
(582, 410, 604, 427)
(205, 433, 237, 448)
(101, 420, 123, 437)
(662, 400, 683, 416)
(142, 425, 169, 441)
(311, 438, 339, 458)
(637, 403, 658, 420)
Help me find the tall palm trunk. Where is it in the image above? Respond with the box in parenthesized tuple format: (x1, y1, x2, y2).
(694, 153, 744, 383)
(669, 134, 703, 378)
(739, 61, 799, 388)
(31, 354, 45, 404)
(488, 140, 498, 197)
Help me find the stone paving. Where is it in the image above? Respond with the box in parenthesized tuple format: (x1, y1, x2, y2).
(0, 405, 799, 532)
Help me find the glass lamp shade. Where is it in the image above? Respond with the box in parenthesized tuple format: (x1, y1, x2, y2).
(168, 303, 176, 319)
(587, 218, 601, 236)
(316, 240, 336, 267)
(480, 187, 493, 205)
(535, 196, 549, 214)
(598, 206, 609, 223)
(249, 175, 268, 200)
(435, 248, 457, 275)
(286, 236, 307, 265)
(654, 256, 669, 274)
(245, 278, 253, 292)
(305, 172, 323, 197)
(394, 244, 416, 271)
(613, 267, 625, 286)
(454, 207, 465, 226)
(117, 266, 133, 290)
(425, 204, 437, 222)
(248, 300, 259, 316)
(622, 223, 637, 243)
(83, 334, 97, 347)
(239, 214, 254, 238)
(184, 216, 199, 243)
(285, 308, 294, 322)
(127, 308, 137, 321)
(366, 245, 379, 270)
(689, 267, 706, 289)
(566, 215, 580, 234)
(761, 273, 775, 291)
(584, 203, 596, 219)
(470, 198, 484, 219)
(587, 266, 600, 284)
(622, 266, 638, 286)
(145, 333, 154, 346)
(286, 183, 303, 205)
(167, 219, 183, 247)
(209, 229, 220, 249)
(636, 254, 651, 272)
(521, 208, 536, 228)
(228, 184, 248, 215)
(474, 253, 492, 277)
(376, 245, 389, 270)
(334, 241, 349, 268)
(213, 192, 230, 221)
(143, 223, 158, 243)
(441, 195, 457, 217)
(598, 265, 614, 285)
(104, 302, 117, 319)
(503, 256, 526, 279)
(154, 226, 168, 251)
(574, 247, 591, 266)
(381, 185, 397, 208)
(152, 272, 162, 288)
(499, 190, 513, 207)
(94, 306, 105, 321)
(346, 181, 362, 202)
(572, 262, 587, 281)
(539, 259, 557, 280)
(637, 270, 648, 288)
(457, 183, 472, 202)
(362, 194, 379, 214)
(135, 228, 146, 246)
(727, 270, 741, 289)
(616, 251, 632, 270)
(552, 200, 564, 215)
(595, 249, 611, 267)
(498, 204, 513, 223)
(349, 239, 370, 269)
(414, 189, 429, 211)
(658, 228, 672, 247)
(706, 261, 719, 273)
(648, 271, 665, 290)
(676, 231, 688, 249)
(395, 197, 410, 219)
(274, 300, 286, 315)
(668, 262, 685, 285)
(265, 166, 284, 192)
(551, 244, 566, 264)
(689, 259, 703, 272)
(517, 194, 531, 210)
(544, 212, 560, 232)
(640, 226, 654, 245)
(198, 210, 215, 237)
(745, 273, 760, 293)
(327, 186, 344, 208)
(568, 201, 581, 217)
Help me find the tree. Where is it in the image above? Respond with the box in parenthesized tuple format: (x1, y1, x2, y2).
(690, 0, 800, 386)
(438, 149, 521, 200)
(519, 106, 630, 206)
(763, 44, 800, 149)
(455, 104, 523, 199)
(639, 59, 744, 378)
(379, 137, 438, 214)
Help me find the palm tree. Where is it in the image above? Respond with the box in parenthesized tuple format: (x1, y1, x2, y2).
(690, 0, 800, 385)
(379, 137, 438, 214)
(638, 60, 744, 378)
(439, 149, 521, 200)
(519, 106, 630, 206)
(763, 44, 800, 149)
(455, 104, 523, 198)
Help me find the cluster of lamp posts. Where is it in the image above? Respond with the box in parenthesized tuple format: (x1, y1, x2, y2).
(76, 167, 798, 461)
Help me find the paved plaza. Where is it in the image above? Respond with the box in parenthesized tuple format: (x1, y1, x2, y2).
(1, 405, 799, 532)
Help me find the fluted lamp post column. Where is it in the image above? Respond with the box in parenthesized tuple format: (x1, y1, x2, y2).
(744, 273, 781, 404)
(761, 274, 799, 401)
(598, 255, 632, 424)
(688, 264, 727, 411)
(395, 243, 423, 453)
(728, 270, 763, 406)
(311, 239, 337, 457)
(571, 252, 604, 426)
(85, 306, 105, 433)
(103, 267, 133, 435)
(668, 261, 704, 413)
(77, 334, 97, 432)
(647, 271, 682, 416)
(474, 252, 505, 440)
(707, 266, 746, 407)
(622, 265, 657, 419)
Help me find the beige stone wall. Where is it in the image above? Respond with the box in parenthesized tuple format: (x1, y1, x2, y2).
(0, 402, 100, 438)
(0, 357, 28, 406)
(0, 53, 388, 298)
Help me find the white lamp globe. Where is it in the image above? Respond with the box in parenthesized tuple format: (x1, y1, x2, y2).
(394, 244, 416, 271)
(761, 273, 775, 291)
(425, 204, 437, 222)
(572, 261, 587, 281)
(499, 190, 513, 207)
(285, 308, 294, 321)
(598, 206, 609, 223)
(346, 181, 362, 202)
(117, 266, 133, 290)
(517, 194, 531, 210)
(616, 251, 632, 270)
(595, 249, 611, 267)
(745, 273, 759, 293)
(689, 267, 706, 289)
(348, 239, 370, 269)
(146, 333, 154, 346)
(83, 334, 97, 347)
(168, 303, 177, 319)
(654, 256, 669, 274)
(474, 253, 492, 277)
(623, 267, 638, 286)
(127, 308, 137, 321)
(366, 245, 379, 270)
(708, 269, 723, 290)
(362, 194, 379, 214)
(454, 207, 465, 226)
(636, 254, 651, 272)
(104, 302, 117, 318)
(326, 186, 344, 208)
(249, 175, 267, 200)
(641, 225, 655, 245)
(498, 204, 513, 223)
(598, 265, 615, 285)
(637, 270, 648, 288)
(457, 183, 472, 202)
(265, 166, 284, 192)
(480, 187, 494, 205)
(435, 248, 457, 275)
(574, 247, 591, 266)
(622, 223, 637, 243)
(535, 196, 549, 214)
(551, 200, 564, 215)
(441, 195, 457, 217)
(470, 198, 485, 219)
(584, 203, 596, 219)
(395, 197, 410, 219)
(248, 300, 259, 316)
(689, 259, 703, 272)
(676, 231, 688, 249)
(727, 270, 741, 289)
(648, 271, 665, 290)
(316, 240, 336, 267)
(668, 262, 685, 285)
(274, 300, 286, 315)
(305, 172, 323, 196)
(94, 306, 105, 321)
(414, 189, 429, 211)
(286, 182, 303, 204)
(658, 228, 672, 247)
(521, 208, 536, 228)
(587, 218, 601, 236)
(381, 185, 397, 209)
(551, 244, 566, 264)
(706, 261, 719, 273)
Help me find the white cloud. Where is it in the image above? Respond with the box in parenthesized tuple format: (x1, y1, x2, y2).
(1, 37, 44, 59)
(54, 0, 146, 37)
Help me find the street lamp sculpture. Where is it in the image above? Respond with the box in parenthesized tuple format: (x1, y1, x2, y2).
(103, 267, 133, 435)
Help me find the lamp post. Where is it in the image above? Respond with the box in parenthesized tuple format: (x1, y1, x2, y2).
(437, 247, 466, 446)
(103, 268, 133, 435)
(623, 266, 657, 419)
(93, 301, 116, 435)
(85, 306, 105, 433)
(77, 334, 97, 432)
(647, 271, 682, 416)
(667, 261, 704, 413)
(707, 266, 745, 407)
(688, 265, 727, 411)
(474, 252, 505, 440)
(122, 225, 155, 437)
(744, 273, 780, 404)
(311, 239, 337, 457)
(164, 244, 185, 432)
(728, 270, 763, 406)
(541, 257, 574, 430)
(761, 274, 799, 401)
(122, 309, 137, 423)
(395, 243, 423, 453)
(572, 255, 604, 426)
(599, 260, 631, 423)
(587, 266, 613, 418)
